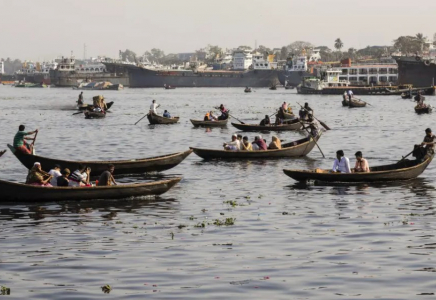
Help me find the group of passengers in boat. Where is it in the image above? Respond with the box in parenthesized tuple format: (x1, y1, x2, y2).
(223, 134, 282, 151)
(342, 90, 354, 101)
(149, 100, 174, 118)
(331, 150, 370, 173)
(331, 128, 436, 173)
(204, 104, 229, 121)
(25, 162, 117, 188)
(414, 91, 427, 108)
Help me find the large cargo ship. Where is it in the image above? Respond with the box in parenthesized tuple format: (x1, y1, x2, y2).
(103, 52, 280, 88)
(393, 55, 436, 87)
(49, 56, 129, 87)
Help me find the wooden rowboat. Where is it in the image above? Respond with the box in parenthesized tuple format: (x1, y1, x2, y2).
(269, 86, 277, 90)
(348, 98, 367, 108)
(283, 154, 434, 183)
(231, 119, 301, 132)
(190, 132, 321, 160)
(244, 88, 252, 93)
(85, 111, 106, 119)
(147, 112, 179, 124)
(78, 101, 114, 111)
(342, 100, 349, 106)
(415, 105, 432, 114)
(0, 177, 181, 202)
(190, 119, 228, 127)
(7, 145, 192, 176)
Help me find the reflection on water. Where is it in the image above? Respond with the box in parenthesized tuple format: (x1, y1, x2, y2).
(1, 87, 436, 299)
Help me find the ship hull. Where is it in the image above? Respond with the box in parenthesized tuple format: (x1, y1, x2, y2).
(49, 70, 130, 87)
(393, 56, 436, 87)
(278, 70, 312, 86)
(297, 85, 435, 95)
(104, 63, 279, 88)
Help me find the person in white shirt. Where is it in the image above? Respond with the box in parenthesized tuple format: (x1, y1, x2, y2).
(347, 90, 354, 100)
(149, 100, 160, 115)
(332, 150, 351, 173)
(223, 134, 240, 151)
(48, 164, 62, 186)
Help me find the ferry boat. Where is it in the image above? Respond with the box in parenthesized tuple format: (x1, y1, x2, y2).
(297, 69, 432, 95)
(49, 56, 130, 87)
(102, 50, 280, 88)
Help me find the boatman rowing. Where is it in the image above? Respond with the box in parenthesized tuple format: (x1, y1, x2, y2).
(150, 100, 160, 115)
(13, 125, 38, 154)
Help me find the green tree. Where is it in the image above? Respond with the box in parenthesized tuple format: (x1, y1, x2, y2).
(119, 49, 137, 62)
(415, 33, 427, 51)
(280, 46, 288, 60)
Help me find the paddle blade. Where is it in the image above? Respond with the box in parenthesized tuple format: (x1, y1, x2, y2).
(319, 121, 331, 130)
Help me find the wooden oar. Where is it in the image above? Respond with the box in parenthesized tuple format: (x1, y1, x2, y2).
(397, 150, 414, 163)
(134, 113, 149, 125)
(72, 111, 83, 115)
(31, 130, 38, 155)
(299, 120, 325, 158)
(297, 102, 330, 130)
(228, 113, 245, 124)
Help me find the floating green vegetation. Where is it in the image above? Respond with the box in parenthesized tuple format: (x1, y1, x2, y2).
(189, 216, 196, 220)
(194, 221, 207, 228)
(170, 232, 174, 240)
(101, 285, 112, 294)
(224, 200, 238, 207)
(177, 224, 187, 229)
(213, 218, 236, 226)
(1, 286, 11, 295)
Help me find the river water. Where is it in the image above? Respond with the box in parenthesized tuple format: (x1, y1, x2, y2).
(0, 86, 435, 299)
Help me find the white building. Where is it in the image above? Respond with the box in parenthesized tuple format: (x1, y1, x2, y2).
(252, 53, 278, 70)
(0, 61, 4, 74)
(233, 49, 252, 70)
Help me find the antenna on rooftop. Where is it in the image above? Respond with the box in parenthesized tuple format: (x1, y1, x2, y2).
(83, 44, 87, 60)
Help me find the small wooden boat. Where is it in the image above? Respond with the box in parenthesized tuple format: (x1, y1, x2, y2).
(269, 86, 277, 90)
(77, 101, 114, 111)
(164, 85, 176, 90)
(244, 88, 252, 93)
(348, 98, 367, 108)
(85, 111, 106, 119)
(342, 99, 349, 106)
(231, 119, 301, 132)
(415, 105, 432, 114)
(191, 132, 322, 160)
(283, 154, 434, 183)
(7, 144, 192, 176)
(190, 119, 228, 127)
(0, 177, 181, 202)
(147, 112, 179, 124)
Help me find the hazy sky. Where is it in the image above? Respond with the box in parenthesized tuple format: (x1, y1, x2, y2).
(1, 0, 435, 61)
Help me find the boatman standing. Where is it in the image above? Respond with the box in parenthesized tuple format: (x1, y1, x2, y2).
(78, 92, 84, 105)
(150, 100, 160, 115)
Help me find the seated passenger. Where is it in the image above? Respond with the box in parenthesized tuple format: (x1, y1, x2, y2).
(98, 164, 117, 186)
(57, 168, 71, 187)
(259, 115, 271, 126)
(268, 136, 282, 150)
(241, 136, 253, 151)
(354, 151, 370, 172)
(252, 135, 267, 150)
(204, 112, 211, 121)
(69, 164, 91, 187)
(26, 162, 53, 187)
(331, 150, 351, 173)
(223, 134, 240, 151)
(48, 164, 62, 186)
(163, 110, 171, 118)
